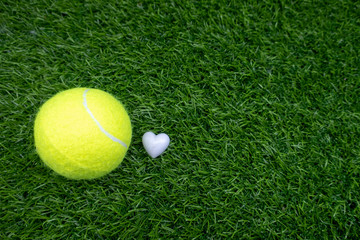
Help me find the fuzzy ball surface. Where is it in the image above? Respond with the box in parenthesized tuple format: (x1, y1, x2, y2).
(34, 88, 132, 180)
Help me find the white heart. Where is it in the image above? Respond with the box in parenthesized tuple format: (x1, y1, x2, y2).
(142, 132, 170, 158)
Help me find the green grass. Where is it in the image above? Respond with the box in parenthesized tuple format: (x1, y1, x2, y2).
(1, 0, 360, 239)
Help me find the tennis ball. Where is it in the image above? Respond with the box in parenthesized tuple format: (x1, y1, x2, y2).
(34, 88, 132, 180)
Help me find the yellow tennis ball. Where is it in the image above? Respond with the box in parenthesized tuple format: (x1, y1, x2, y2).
(34, 88, 132, 180)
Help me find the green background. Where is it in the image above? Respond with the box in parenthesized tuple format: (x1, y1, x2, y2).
(1, 0, 359, 239)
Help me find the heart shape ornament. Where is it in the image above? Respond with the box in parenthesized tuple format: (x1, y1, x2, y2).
(142, 132, 170, 158)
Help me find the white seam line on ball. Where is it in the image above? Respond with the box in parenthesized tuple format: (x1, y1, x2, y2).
(83, 89, 128, 149)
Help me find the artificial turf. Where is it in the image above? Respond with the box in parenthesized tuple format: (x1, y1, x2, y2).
(1, 0, 360, 239)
